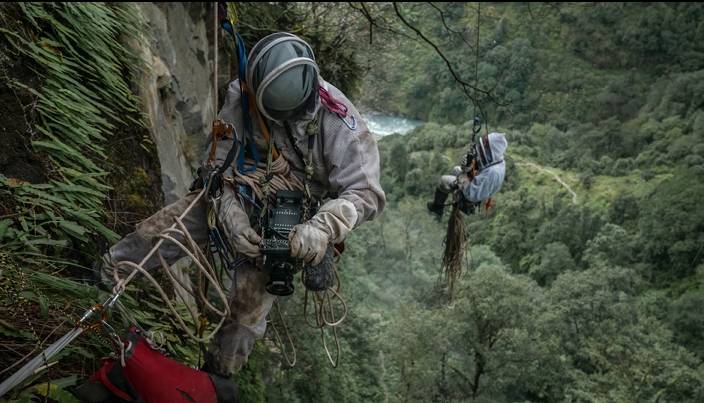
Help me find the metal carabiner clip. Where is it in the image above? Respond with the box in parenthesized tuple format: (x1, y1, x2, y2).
(472, 116, 482, 135)
(339, 114, 357, 130)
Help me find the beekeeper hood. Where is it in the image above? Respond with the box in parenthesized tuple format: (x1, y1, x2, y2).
(246, 33, 319, 122)
(476, 132, 508, 170)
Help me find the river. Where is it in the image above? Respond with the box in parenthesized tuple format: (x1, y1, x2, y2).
(362, 113, 423, 137)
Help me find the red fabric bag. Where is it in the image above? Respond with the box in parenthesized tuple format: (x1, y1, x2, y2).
(84, 328, 227, 403)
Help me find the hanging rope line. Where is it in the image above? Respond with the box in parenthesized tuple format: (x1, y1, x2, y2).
(437, 3, 483, 301)
(473, 2, 487, 136)
(213, 2, 218, 121)
(218, 2, 261, 174)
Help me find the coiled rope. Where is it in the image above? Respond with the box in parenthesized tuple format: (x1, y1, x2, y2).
(302, 255, 348, 368)
(230, 155, 305, 202)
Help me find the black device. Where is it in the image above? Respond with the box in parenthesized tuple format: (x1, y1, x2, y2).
(261, 190, 337, 295)
(261, 190, 304, 296)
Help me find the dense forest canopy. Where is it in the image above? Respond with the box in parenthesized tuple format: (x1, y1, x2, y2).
(1, 2, 704, 402)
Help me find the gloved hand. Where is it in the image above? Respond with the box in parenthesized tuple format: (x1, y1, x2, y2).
(456, 173, 472, 193)
(289, 199, 358, 266)
(233, 227, 262, 258)
(219, 185, 261, 258)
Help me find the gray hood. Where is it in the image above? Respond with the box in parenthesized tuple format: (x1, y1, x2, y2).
(488, 132, 507, 160)
(477, 132, 508, 170)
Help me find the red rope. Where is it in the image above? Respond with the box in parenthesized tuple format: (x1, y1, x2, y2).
(318, 87, 348, 117)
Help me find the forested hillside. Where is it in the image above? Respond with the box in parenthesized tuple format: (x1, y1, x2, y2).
(1, 3, 703, 402)
(253, 3, 704, 401)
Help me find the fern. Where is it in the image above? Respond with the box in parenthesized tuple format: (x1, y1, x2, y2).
(0, 3, 145, 260)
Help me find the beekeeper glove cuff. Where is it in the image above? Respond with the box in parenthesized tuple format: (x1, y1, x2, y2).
(289, 199, 358, 265)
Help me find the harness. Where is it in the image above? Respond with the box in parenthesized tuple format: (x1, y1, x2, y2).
(454, 117, 498, 215)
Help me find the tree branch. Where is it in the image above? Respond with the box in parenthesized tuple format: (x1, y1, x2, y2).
(392, 2, 495, 110)
(426, 2, 475, 51)
(346, 2, 417, 42)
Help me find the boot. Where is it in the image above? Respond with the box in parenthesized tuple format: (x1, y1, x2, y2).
(201, 355, 239, 403)
(427, 188, 449, 217)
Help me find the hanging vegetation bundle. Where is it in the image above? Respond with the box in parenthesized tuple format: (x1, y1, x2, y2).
(440, 199, 467, 299)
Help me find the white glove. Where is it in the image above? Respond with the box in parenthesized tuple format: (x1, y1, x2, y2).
(233, 227, 262, 258)
(439, 175, 459, 192)
(289, 223, 329, 265)
(289, 199, 358, 265)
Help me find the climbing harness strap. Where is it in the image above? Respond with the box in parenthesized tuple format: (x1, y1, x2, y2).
(259, 119, 277, 222)
(219, 2, 260, 174)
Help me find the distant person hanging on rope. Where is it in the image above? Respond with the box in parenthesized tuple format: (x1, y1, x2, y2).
(99, 32, 385, 379)
(427, 131, 508, 217)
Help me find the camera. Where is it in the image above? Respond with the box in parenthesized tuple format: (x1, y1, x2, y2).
(260, 190, 337, 295)
(261, 190, 304, 296)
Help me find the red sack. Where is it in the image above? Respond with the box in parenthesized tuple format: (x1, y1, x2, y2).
(77, 328, 236, 403)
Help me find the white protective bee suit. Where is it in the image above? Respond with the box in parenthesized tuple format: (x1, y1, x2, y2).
(439, 132, 507, 202)
(103, 33, 385, 376)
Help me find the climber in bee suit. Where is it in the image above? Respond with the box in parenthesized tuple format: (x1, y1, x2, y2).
(100, 32, 385, 377)
(427, 132, 508, 216)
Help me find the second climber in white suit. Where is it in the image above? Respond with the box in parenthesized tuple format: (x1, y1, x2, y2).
(427, 132, 508, 216)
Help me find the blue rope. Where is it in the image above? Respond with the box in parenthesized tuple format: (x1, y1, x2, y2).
(220, 21, 259, 173)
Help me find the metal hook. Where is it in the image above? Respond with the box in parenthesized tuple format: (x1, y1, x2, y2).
(339, 114, 357, 130)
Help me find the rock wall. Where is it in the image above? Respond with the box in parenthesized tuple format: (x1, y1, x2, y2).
(128, 3, 236, 303)
(133, 3, 231, 204)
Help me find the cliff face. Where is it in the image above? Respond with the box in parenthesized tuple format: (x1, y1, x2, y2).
(133, 3, 224, 204)
(124, 2, 240, 307)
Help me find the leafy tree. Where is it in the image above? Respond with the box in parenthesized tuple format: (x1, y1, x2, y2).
(583, 223, 636, 269)
(668, 284, 704, 359)
(638, 169, 704, 281)
(546, 266, 704, 401)
(529, 241, 576, 286)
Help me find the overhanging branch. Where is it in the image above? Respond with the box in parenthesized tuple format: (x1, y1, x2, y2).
(392, 2, 503, 112)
